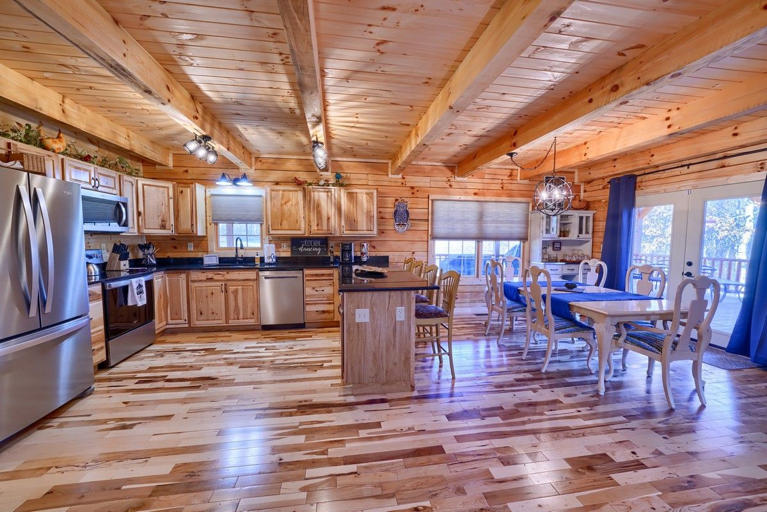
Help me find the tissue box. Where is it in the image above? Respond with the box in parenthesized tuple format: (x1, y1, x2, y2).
(203, 254, 219, 266)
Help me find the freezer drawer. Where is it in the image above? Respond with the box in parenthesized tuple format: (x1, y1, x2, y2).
(0, 316, 94, 442)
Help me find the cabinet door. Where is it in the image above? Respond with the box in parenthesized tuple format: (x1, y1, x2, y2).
(137, 178, 175, 234)
(166, 273, 189, 326)
(225, 280, 259, 325)
(267, 186, 305, 235)
(306, 187, 336, 235)
(304, 269, 336, 323)
(154, 273, 168, 333)
(174, 183, 207, 235)
(63, 157, 95, 189)
(577, 213, 593, 238)
(88, 285, 106, 366)
(119, 174, 139, 235)
(93, 166, 119, 195)
(189, 281, 227, 326)
(340, 189, 377, 235)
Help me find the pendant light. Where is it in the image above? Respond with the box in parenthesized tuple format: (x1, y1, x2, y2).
(312, 139, 328, 172)
(215, 173, 233, 186)
(232, 173, 252, 187)
(508, 137, 574, 217)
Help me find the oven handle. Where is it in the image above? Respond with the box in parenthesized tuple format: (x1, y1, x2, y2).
(104, 275, 153, 290)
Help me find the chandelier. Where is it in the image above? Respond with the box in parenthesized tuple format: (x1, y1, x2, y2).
(508, 137, 573, 217)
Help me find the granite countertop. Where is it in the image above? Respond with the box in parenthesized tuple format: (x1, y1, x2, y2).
(338, 270, 439, 292)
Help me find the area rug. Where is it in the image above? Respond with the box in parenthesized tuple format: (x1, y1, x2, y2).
(703, 347, 764, 370)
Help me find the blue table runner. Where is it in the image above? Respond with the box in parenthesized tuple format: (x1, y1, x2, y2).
(503, 281, 656, 321)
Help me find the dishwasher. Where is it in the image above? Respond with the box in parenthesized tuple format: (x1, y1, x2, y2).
(259, 270, 305, 328)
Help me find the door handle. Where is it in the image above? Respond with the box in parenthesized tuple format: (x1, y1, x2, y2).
(34, 188, 55, 313)
(116, 201, 128, 227)
(94, 176, 100, 189)
(17, 185, 40, 317)
(683, 271, 693, 278)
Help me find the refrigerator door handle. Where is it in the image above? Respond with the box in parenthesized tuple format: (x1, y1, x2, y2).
(35, 188, 55, 313)
(17, 185, 40, 318)
(0, 316, 89, 358)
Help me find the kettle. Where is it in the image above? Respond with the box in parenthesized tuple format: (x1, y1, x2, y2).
(86, 263, 100, 278)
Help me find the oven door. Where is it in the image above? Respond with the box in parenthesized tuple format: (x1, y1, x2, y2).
(103, 276, 155, 340)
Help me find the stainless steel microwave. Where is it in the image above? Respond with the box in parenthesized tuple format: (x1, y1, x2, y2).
(81, 188, 129, 233)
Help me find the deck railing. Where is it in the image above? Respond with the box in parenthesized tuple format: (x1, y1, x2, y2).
(632, 253, 749, 283)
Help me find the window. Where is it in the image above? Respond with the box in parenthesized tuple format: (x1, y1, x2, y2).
(218, 222, 262, 249)
(430, 199, 528, 277)
(210, 192, 264, 251)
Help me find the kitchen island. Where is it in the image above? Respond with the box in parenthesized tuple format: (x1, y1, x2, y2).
(339, 269, 438, 391)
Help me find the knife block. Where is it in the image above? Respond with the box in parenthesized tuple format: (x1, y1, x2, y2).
(106, 253, 129, 271)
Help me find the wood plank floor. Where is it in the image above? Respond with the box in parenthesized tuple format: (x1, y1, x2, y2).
(1, 314, 766, 512)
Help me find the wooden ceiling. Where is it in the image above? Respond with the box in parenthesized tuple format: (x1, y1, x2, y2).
(0, 0, 764, 177)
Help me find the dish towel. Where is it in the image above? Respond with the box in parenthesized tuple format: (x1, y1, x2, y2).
(127, 278, 147, 307)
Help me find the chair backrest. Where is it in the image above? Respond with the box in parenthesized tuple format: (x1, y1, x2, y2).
(403, 257, 415, 271)
(525, 266, 553, 329)
(411, 260, 425, 277)
(503, 255, 523, 280)
(578, 258, 607, 286)
(489, 259, 505, 308)
(422, 264, 439, 303)
(483, 259, 494, 310)
(438, 270, 461, 319)
(668, 276, 721, 355)
(625, 264, 666, 297)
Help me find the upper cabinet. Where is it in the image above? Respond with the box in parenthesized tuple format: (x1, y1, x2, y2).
(306, 186, 336, 235)
(119, 174, 138, 235)
(340, 188, 377, 236)
(266, 186, 306, 235)
(137, 178, 175, 234)
(62, 157, 119, 194)
(3, 138, 60, 179)
(174, 183, 207, 236)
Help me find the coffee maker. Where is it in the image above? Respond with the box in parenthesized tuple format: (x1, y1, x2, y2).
(341, 242, 355, 264)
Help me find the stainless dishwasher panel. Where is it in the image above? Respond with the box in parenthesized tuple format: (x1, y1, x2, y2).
(259, 270, 305, 327)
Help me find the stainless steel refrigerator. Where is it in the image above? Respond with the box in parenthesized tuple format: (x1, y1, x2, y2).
(0, 168, 94, 442)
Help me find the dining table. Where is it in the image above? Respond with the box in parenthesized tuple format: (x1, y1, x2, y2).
(503, 280, 678, 395)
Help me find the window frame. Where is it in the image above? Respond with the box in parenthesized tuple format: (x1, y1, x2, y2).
(205, 187, 266, 257)
(430, 239, 525, 280)
(214, 221, 263, 252)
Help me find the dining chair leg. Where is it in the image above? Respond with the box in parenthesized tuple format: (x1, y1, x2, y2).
(541, 336, 555, 373)
(522, 329, 532, 360)
(622, 348, 629, 370)
(661, 360, 675, 409)
(692, 357, 706, 406)
(496, 311, 507, 345)
(585, 336, 595, 374)
(647, 357, 655, 377)
(484, 311, 494, 335)
(436, 324, 443, 365)
(447, 325, 456, 380)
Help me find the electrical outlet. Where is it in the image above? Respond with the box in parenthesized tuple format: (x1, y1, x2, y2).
(395, 306, 405, 322)
(280, 242, 289, 250)
(187, 242, 194, 251)
(355, 308, 369, 323)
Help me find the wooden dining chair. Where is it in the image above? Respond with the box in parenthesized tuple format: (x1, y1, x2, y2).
(483, 259, 494, 331)
(403, 257, 416, 271)
(523, 266, 597, 373)
(614, 275, 721, 409)
(411, 260, 425, 278)
(621, 264, 668, 371)
(487, 259, 527, 344)
(415, 270, 461, 379)
(503, 255, 524, 280)
(415, 264, 439, 304)
(578, 259, 607, 286)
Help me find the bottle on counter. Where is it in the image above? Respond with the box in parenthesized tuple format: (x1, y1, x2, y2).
(360, 242, 369, 263)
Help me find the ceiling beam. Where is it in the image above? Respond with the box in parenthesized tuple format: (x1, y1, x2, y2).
(278, 0, 331, 173)
(16, 0, 254, 169)
(456, 0, 767, 177)
(0, 61, 172, 166)
(389, 0, 573, 175)
(521, 73, 767, 179)
(576, 114, 767, 184)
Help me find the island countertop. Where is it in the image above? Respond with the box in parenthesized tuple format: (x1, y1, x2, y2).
(338, 269, 439, 292)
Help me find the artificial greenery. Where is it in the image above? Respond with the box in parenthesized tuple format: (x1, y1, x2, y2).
(0, 122, 43, 147)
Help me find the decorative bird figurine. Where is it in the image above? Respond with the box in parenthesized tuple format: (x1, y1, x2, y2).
(41, 129, 66, 153)
(293, 176, 307, 186)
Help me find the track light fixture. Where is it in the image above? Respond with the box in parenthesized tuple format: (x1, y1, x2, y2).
(312, 139, 328, 172)
(183, 134, 218, 164)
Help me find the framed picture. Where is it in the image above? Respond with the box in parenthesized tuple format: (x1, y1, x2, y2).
(552, 241, 562, 251)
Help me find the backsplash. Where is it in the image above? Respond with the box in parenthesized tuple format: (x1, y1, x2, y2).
(85, 233, 147, 260)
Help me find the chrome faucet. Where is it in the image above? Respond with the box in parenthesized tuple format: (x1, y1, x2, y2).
(235, 236, 244, 262)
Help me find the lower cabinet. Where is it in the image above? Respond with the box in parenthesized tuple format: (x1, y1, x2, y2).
(88, 284, 106, 366)
(188, 271, 259, 327)
(304, 269, 339, 323)
(154, 272, 168, 333)
(166, 272, 189, 326)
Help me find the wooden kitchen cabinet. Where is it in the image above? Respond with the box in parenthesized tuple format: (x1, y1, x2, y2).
(306, 186, 337, 235)
(304, 269, 339, 323)
(119, 174, 138, 234)
(189, 281, 226, 326)
(174, 183, 207, 236)
(63, 157, 96, 189)
(266, 186, 305, 235)
(88, 284, 106, 367)
(225, 281, 259, 325)
(166, 272, 189, 326)
(93, 166, 119, 195)
(339, 188, 377, 236)
(3, 138, 60, 178)
(137, 177, 175, 234)
(154, 272, 168, 333)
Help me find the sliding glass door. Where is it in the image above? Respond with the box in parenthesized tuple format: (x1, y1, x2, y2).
(632, 179, 762, 348)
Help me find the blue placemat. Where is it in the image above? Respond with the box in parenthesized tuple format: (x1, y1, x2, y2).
(504, 281, 655, 320)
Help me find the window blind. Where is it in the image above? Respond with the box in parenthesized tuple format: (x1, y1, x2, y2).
(210, 194, 264, 223)
(431, 199, 529, 241)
